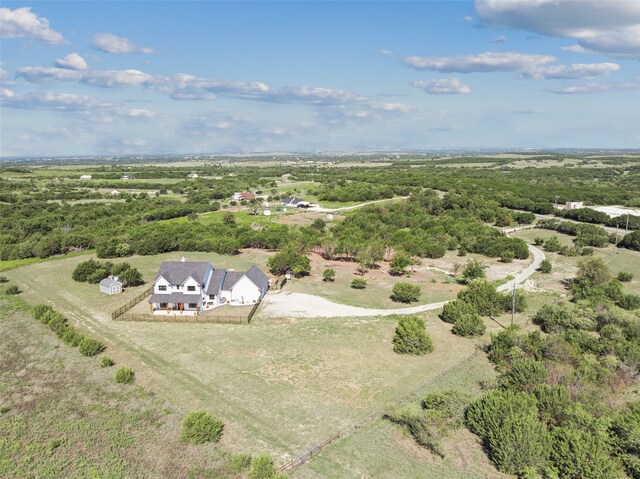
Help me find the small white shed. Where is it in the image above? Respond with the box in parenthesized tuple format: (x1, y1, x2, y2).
(99, 276, 123, 295)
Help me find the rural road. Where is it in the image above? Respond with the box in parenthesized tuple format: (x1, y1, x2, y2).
(261, 241, 545, 319)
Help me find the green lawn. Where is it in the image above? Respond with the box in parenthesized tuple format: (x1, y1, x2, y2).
(5, 254, 490, 466)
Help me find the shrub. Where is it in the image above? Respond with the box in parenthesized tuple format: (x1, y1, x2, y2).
(393, 316, 434, 355)
(61, 328, 84, 347)
(617, 271, 634, 282)
(550, 427, 621, 479)
(249, 454, 277, 479)
(117, 266, 144, 286)
(100, 356, 114, 368)
(534, 237, 545, 246)
(462, 259, 486, 282)
(0, 275, 7, 283)
(181, 411, 224, 444)
(539, 259, 552, 274)
(500, 358, 547, 392)
(544, 236, 562, 253)
(322, 268, 335, 282)
(78, 338, 105, 357)
(72, 259, 104, 282)
(532, 303, 596, 333)
(500, 251, 515, 263)
(351, 278, 367, 289)
(466, 389, 550, 474)
(617, 294, 640, 311)
(457, 280, 503, 316)
(452, 313, 486, 337)
(114, 367, 135, 384)
(33, 304, 53, 321)
(533, 384, 573, 427)
(440, 299, 475, 324)
(391, 282, 421, 303)
(5, 285, 20, 295)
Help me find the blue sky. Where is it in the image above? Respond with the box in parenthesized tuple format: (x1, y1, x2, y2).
(1, 1, 639, 156)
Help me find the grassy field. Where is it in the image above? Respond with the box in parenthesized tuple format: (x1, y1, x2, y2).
(4, 254, 493, 467)
(512, 228, 640, 295)
(0, 292, 240, 479)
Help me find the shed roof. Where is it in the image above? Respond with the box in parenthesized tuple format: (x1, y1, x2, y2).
(100, 277, 121, 287)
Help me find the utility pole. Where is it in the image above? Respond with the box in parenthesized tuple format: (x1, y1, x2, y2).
(511, 283, 516, 327)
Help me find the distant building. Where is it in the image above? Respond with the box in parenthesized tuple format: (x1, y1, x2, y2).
(100, 276, 123, 295)
(187, 173, 199, 179)
(282, 196, 310, 208)
(566, 201, 584, 210)
(233, 192, 256, 201)
(121, 174, 136, 180)
(79, 175, 92, 180)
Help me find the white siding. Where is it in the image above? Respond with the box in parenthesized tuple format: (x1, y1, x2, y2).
(229, 276, 261, 304)
(154, 277, 172, 294)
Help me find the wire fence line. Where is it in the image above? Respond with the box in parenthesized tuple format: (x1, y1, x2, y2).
(275, 349, 485, 473)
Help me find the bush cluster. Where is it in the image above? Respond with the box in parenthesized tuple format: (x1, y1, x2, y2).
(181, 411, 224, 444)
(33, 304, 105, 357)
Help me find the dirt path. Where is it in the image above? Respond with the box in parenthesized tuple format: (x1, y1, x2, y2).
(308, 196, 409, 213)
(261, 243, 545, 318)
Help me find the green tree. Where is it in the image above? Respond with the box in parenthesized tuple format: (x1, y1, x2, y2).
(462, 259, 486, 282)
(222, 211, 236, 226)
(440, 299, 475, 324)
(181, 411, 224, 444)
(539, 259, 552, 274)
(452, 313, 486, 337)
(550, 427, 621, 479)
(391, 282, 421, 303)
(390, 251, 411, 275)
(249, 455, 277, 479)
(393, 316, 434, 355)
(544, 236, 562, 253)
(267, 250, 310, 276)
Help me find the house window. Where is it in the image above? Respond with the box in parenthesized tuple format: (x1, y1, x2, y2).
(187, 286, 196, 292)
(188, 303, 198, 309)
(159, 303, 168, 308)
(158, 285, 167, 291)
(209, 294, 215, 300)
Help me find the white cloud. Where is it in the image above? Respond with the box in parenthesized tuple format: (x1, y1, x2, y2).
(561, 45, 586, 53)
(91, 33, 153, 54)
(122, 108, 156, 119)
(379, 49, 393, 56)
(16, 66, 84, 82)
(492, 35, 508, 44)
(476, 0, 640, 58)
(522, 62, 619, 80)
(0, 7, 66, 44)
(401, 51, 555, 73)
(547, 82, 640, 94)
(54, 53, 88, 71)
(411, 78, 471, 94)
(82, 69, 153, 87)
(1, 90, 157, 120)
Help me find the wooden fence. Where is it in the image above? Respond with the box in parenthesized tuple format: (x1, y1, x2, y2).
(117, 313, 250, 324)
(276, 432, 341, 473)
(112, 290, 261, 324)
(111, 286, 153, 320)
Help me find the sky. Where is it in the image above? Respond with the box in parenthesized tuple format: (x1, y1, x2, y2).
(1, 0, 639, 157)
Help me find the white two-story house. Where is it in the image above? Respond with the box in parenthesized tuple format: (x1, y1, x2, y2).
(149, 258, 269, 314)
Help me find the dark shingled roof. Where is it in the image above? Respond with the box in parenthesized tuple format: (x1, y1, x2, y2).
(156, 261, 210, 285)
(222, 271, 245, 290)
(206, 269, 227, 294)
(246, 265, 269, 290)
(282, 196, 302, 206)
(148, 292, 201, 304)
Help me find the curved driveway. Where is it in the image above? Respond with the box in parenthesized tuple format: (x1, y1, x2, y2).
(261, 241, 545, 319)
